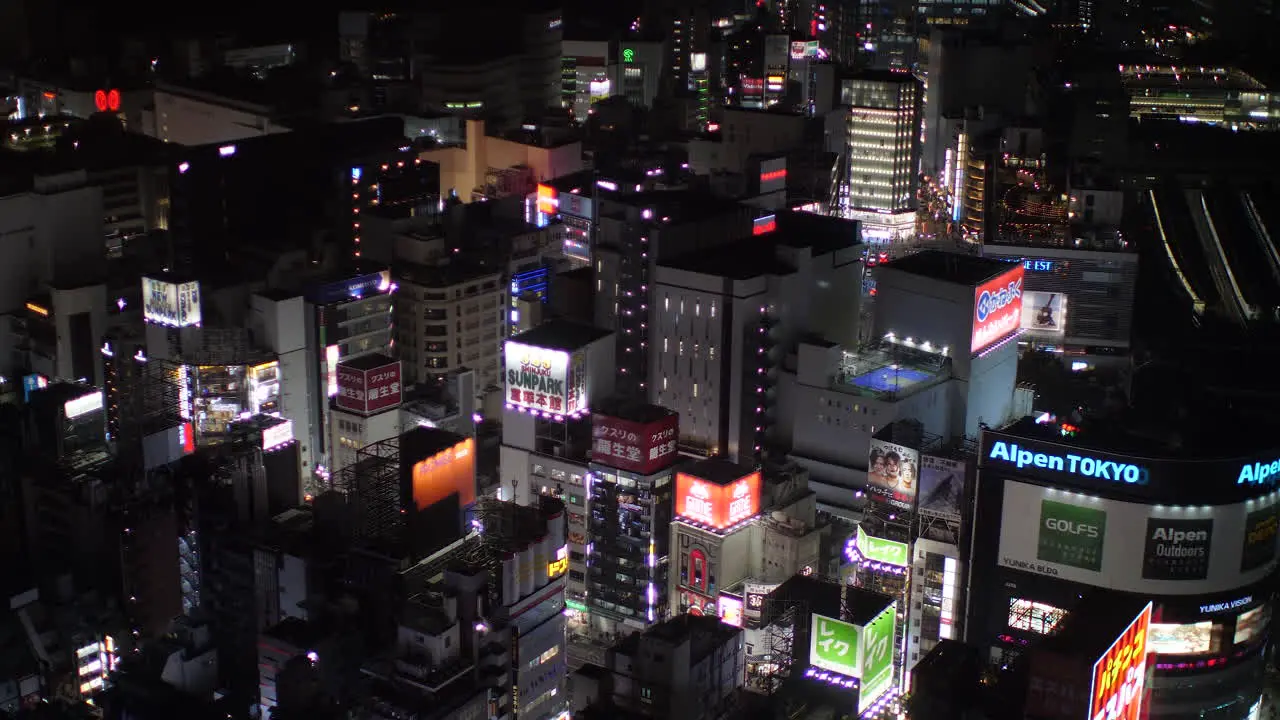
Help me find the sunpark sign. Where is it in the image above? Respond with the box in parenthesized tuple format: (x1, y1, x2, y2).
(987, 441, 1150, 485)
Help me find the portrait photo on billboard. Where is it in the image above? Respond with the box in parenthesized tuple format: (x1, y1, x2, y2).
(1142, 518, 1212, 580)
(918, 456, 964, 521)
(1020, 291, 1066, 338)
(867, 439, 919, 509)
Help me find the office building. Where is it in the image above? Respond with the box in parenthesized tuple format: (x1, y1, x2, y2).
(840, 71, 922, 242)
(330, 355, 405, 475)
(650, 210, 862, 462)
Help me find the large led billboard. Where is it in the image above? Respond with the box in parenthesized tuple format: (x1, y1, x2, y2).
(674, 471, 762, 530)
(505, 342, 587, 416)
(996, 480, 1280, 594)
(808, 608, 897, 713)
(867, 438, 919, 510)
(1089, 603, 1151, 720)
(142, 277, 202, 327)
(410, 437, 476, 511)
(64, 391, 104, 419)
(591, 412, 679, 474)
(971, 265, 1024, 353)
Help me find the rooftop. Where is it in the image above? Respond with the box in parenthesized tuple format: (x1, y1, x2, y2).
(617, 614, 741, 666)
(659, 211, 860, 279)
(834, 343, 952, 401)
(880, 249, 1013, 287)
(683, 458, 757, 486)
(339, 352, 398, 372)
(592, 398, 677, 425)
(996, 413, 1280, 462)
(509, 319, 611, 353)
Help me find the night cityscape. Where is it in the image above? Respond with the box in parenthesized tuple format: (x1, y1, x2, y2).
(2, 0, 1280, 718)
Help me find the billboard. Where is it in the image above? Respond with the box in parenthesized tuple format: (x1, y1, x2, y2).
(858, 607, 896, 713)
(262, 419, 294, 451)
(142, 277, 202, 327)
(1037, 499, 1107, 572)
(590, 412, 679, 474)
(744, 582, 779, 619)
(410, 437, 476, 511)
(675, 471, 762, 530)
(335, 360, 402, 415)
(811, 614, 861, 677)
(971, 265, 1024, 353)
(505, 342, 583, 416)
(867, 438, 918, 510)
(560, 192, 592, 220)
(1240, 505, 1277, 571)
(1234, 605, 1269, 645)
(790, 40, 820, 59)
(1021, 291, 1066, 338)
(918, 456, 964, 521)
(64, 391, 104, 419)
(718, 596, 744, 627)
(536, 184, 559, 215)
(854, 526, 909, 567)
(997, 480, 1280, 594)
(308, 271, 390, 305)
(1089, 603, 1152, 720)
(809, 607, 896, 712)
(22, 374, 48, 402)
(1148, 621, 1212, 655)
(1142, 518, 1212, 580)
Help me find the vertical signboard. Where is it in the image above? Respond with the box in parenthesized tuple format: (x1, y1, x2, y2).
(971, 265, 1024, 353)
(1088, 603, 1152, 720)
(335, 364, 367, 413)
(858, 607, 896, 713)
(363, 361, 403, 413)
(918, 455, 964, 521)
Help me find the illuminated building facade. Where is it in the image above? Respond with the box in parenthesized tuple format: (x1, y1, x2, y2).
(668, 459, 763, 617)
(840, 70, 922, 241)
(969, 420, 1276, 720)
(304, 269, 395, 478)
(583, 401, 680, 636)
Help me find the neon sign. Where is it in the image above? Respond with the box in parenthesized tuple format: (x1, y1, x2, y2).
(1238, 459, 1280, 486)
(675, 471, 762, 530)
(971, 266, 1024, 353)
(94, 89, 121, 113)
(987, 441, 1149, 485)
(1089, 603, 1151, 720)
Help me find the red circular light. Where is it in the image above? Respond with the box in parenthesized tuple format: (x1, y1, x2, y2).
(94, 90, 108, 113)
(107, 89, 121, 112)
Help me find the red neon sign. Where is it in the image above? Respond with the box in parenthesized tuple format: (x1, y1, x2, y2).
(675, 471, 761, 529)
(1090, 603, 1151, 720)
(971, 264, 1024, 353)
(94, 89, 121, 113)
(753, 215, 777, 235)
(760, 169, 787, 183)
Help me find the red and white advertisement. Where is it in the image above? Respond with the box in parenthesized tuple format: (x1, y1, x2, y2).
(675, 471, 762, 530)
(971, 265, 1025, 353)
(336, 359, 403, 414)
(1089, 603, 1152, 720)
(591, 412, 679, 474)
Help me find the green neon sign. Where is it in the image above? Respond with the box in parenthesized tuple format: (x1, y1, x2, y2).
(857, 526, 909, 567)
(623, 48, 635, 63)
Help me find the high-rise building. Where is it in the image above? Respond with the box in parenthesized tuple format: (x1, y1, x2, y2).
(593, 188, 757, 399)
(583, 400, 681, 635)
(649, 211, 863, 462)
(841, 70, 923, 242)
(330, 355, 404, 475)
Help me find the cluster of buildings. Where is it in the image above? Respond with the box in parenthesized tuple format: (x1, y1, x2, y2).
(1, 1, 1279, 720)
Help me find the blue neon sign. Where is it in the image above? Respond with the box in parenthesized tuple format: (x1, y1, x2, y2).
(1238, 459, 1280, 486)
(987, 441, 1149, 485)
